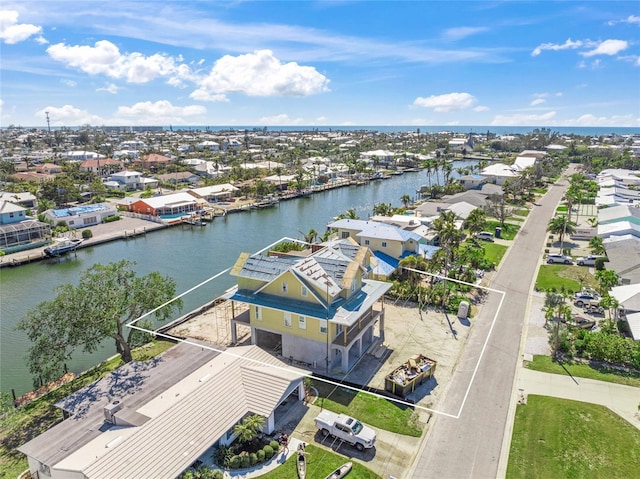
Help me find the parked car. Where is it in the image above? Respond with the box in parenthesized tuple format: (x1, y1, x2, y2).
(546, 253, 574, 264)
(576, 255, 603, 267)
(570, 316, 596, 330)
(474, 231, 495, 242)
(314, 411, 376, 451)
(574, 291, 601, 307)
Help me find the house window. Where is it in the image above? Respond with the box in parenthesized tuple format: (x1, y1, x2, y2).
(319, 319, 327, 334)
(381, 241, 387, 248)
(282, 282, 288, 293)
(301, 286, 308, 297)
(341, 231, 349, 239)
(254, 306, 262, 321)
(298, 315, 306, 329)
(9, 212, 13, 218)
(364, 239, 370, 245)
(284, 312, 292, 328)
(83, 216, 97, 225)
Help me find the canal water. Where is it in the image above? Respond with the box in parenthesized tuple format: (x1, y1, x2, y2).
(0, 163, 476, 396)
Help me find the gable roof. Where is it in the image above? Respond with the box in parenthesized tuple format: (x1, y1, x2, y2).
(20, 344, 305, 479)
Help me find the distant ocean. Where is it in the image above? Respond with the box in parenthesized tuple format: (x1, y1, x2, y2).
(9, 125, 639, 136)
(167, 125, 640, 136)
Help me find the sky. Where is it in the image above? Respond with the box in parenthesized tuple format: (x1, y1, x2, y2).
(0, 1, 639, 128)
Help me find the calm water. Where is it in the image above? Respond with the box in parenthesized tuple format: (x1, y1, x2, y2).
(0, 164, 476, 396)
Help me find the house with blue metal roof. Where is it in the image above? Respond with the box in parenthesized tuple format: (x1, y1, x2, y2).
(43, 203, 117, 228)
(225, 239, 391, 373)
(327, 218, 430, 278)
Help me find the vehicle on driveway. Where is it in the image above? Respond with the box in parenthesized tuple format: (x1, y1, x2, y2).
(474, 231, 495, 242)
(576, 255, 604, 267)
(570, 316, 596, 330)
(546, 253, 574, 264)
(314, 411, 376, 451)
(574, 291, 601, 307)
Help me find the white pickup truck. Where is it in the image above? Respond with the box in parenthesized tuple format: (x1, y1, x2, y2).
(314, 410, 377, 451)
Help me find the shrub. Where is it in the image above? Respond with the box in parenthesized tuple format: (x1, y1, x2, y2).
(82, 229, 93, 239)
(269, 440, 279, 450)
(595, 258, 606, 270)
(249, 452, 258, 466)
(263, 445, 274, 459)
(103, 215, 121, 223)
(240, 454, 251, 468)
(212, 471, 223, 479)
(228, 455, 241, 469)
(544, 248, 549, 253)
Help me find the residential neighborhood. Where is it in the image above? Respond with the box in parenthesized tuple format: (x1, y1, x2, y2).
(2, 125, 640, 479)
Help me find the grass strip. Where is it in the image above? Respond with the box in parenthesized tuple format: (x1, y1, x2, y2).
(312, 380, 423, 437)
(507, 395, 640, 479)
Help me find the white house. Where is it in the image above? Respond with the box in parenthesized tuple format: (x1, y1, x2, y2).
(18, 342, 306, 479)
(109, 170, 143, 191)
(189, 184, 239, 202)
(44, 203, 118, 228)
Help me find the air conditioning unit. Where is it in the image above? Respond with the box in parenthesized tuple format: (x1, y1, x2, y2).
(104, 400, 123, 424)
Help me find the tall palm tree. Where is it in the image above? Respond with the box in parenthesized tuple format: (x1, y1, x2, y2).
(464, 208, 487, 235)
(589, 236, 605, 255)
(400, 194, 412, 209)
(546, 215, 576, 248)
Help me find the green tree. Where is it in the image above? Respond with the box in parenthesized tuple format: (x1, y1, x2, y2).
(232, 414, 265, 444)
(464, 208, 487, 236)
(301, 228, 318, 244)
(17, 260, 181, 383)
(589, 236, 605, 255)
(546, 215, 576, 247)
(336, 208, 359, 220)
(595, 269, 620, 296)
(372, 202, 393, 216)
(400, 194, 412, 209)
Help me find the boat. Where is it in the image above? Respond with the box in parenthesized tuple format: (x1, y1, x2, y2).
(324, 461, 352, 479)
(296, 442, 306, 479)
(43, 237, 84, 257)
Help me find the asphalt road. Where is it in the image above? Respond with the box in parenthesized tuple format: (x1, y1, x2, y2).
(410, 172, 572, 479)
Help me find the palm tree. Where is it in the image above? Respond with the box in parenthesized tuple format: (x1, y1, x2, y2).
(589, 236, 605, 255)
(432, 210, 464, 308)
(464, 208, 487, 236)
(302, 228, 318, 244)
(232, 414, 265, 444)
(372, 202, 393, 216)
(546, 215, 576, 248)
(400, 194, 412, 209)
(336, 208, 359, 220)
(595, 269, 620, 296)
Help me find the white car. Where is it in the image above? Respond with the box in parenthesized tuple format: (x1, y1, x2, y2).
(474, 231, 495, 242)
(576, 255, 603, 267)
(546, 254, 573, 264)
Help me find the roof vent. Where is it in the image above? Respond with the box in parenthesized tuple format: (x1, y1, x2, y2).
(104, 400, 123, 424)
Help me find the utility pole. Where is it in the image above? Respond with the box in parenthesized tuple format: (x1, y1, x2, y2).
(45, 111, 51, 135)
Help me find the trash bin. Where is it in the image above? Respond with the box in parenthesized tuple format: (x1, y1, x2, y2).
(495, 227, 502, 239)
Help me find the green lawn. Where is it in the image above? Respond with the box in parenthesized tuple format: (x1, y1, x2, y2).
(313, 380, 423, 437)
(485, 221, 520, 240)
(556, 205, 568, 213)
(532, 187, 548, 194)
(525, 355, 640, 388)
(507, 395, 640, 479)
(0, 340, 175, 478)
(514, 209, 530, 217)
(256, 444, 380, 479)
(483, 242, 508, 266)
(535, 265, 597, 293)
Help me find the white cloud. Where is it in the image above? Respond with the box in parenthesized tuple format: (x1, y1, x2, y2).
(61, 79, 77, 87)
(608, 15, 640, 26)
(190, 50, 330, 102)
(0, 10, 43, 44)
(490, 111, 557, 126)
(530, 98, 546, 106)
(473, 105, 490, 112)
(114, 100, 206, 124)
(531, 38, 582, 56)
(258, 114, 305, 125)
(565, 114, 639, 127)
(442, 26, 489, 41)
(581, 39, 628, 57)
(413, 92, 477, 112)
(47, 40, 193, 84)
(96, 83, 119, 94)
(36, 105, 103, 125)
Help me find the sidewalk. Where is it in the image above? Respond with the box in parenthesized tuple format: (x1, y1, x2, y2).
(517, 368, 640, 429)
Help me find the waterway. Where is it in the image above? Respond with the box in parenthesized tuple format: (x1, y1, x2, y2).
(0, 163, 477, 396)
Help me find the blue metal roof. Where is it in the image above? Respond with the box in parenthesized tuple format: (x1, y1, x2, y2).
(50, 204, 110, 218)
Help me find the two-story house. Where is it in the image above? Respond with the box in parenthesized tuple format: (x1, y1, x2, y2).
(225, 239, 391, 374)
(326, 219, 424, 278)
(0, 200, 51, 252)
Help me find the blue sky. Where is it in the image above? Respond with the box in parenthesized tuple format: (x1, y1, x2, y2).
(1, 1, 639, 127)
